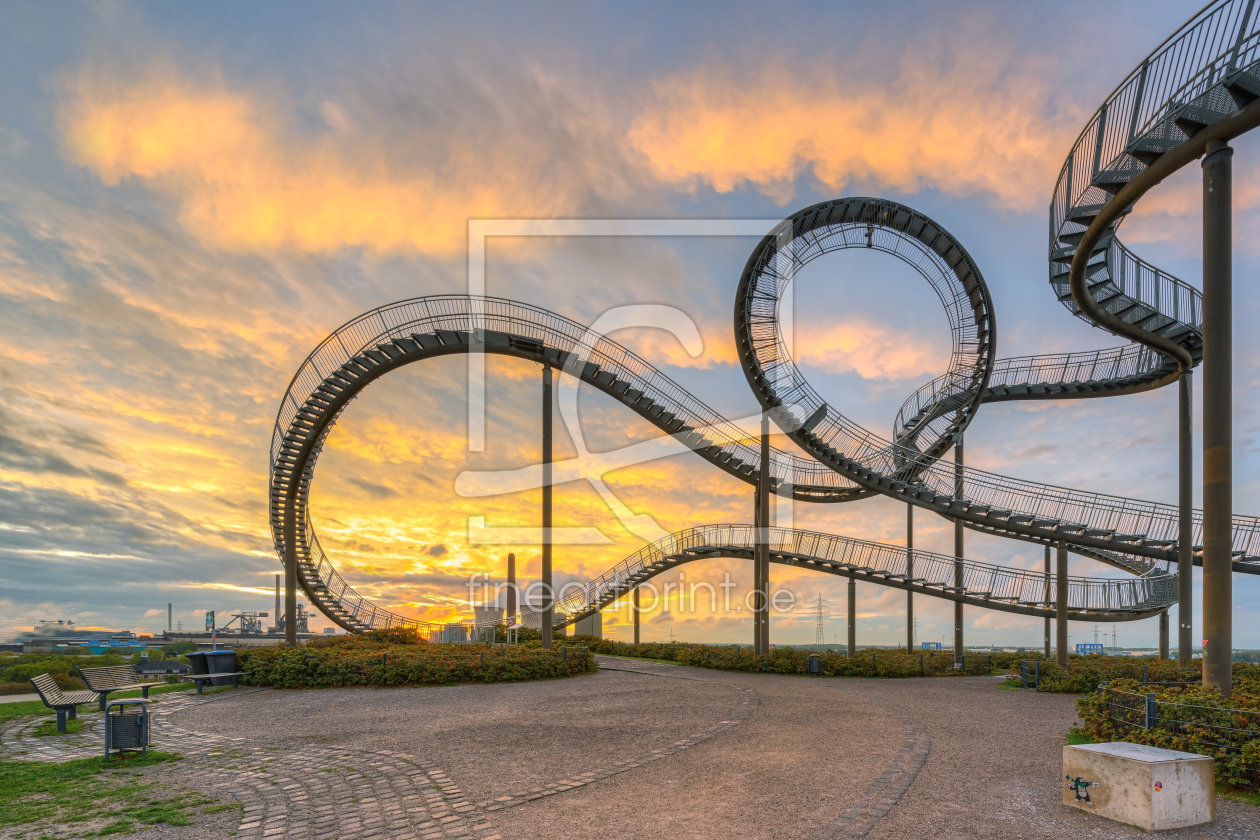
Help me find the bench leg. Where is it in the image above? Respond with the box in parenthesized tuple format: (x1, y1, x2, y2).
(142, 686, 150, 699)
(56, 709, 66, 734)
(68, 706, 77, 720)
(99, 693, 107, 712)
(196, 679, 204, 695)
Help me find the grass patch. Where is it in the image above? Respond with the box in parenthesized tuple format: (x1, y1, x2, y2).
(200, 801, 242, 815)
(0, 751, 219, 836)
(0, 699, 63, 724)
(32, 718, 85, 737)
(1066, 729, 1100, 746)
(1217, 782, 1260, 807)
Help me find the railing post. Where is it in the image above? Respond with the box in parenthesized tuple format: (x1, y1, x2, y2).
(1145, 693, 1158, 730)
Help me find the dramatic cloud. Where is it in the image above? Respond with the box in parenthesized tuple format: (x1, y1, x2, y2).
(628, 47, 1084, 211)
(58, 64, 617, 257)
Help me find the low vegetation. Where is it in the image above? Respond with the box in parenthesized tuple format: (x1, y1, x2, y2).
(0, 751, 231, 838)
(1076, 676, 1260, 791)
(240, 627, 595, 688)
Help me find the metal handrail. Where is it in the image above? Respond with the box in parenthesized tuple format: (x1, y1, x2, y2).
(1050, 0, 1258, 337)
(515, 525, 1176, 629)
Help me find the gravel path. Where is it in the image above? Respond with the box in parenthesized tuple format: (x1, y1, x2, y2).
(6, 660, 1260, 838)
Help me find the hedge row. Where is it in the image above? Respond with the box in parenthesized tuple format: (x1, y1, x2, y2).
(240, 629, 594, 688)
(581, 638, 1000, 677)
(1007, 656, 1260, 694)
(1076, 677, 1260, 789)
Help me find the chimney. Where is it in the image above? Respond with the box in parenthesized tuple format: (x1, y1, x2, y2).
(506, 553, 516, 624)
(167, 603, 172, 633)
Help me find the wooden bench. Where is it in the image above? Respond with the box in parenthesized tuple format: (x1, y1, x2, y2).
(181, 671, 247, 694)
(29, 673, 96, 733)
(76, 665, 164, 711)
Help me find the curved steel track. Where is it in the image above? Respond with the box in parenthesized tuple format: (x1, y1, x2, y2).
(269, 1, 1260, 636)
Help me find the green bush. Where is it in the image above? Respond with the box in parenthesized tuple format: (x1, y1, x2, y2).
(590, 640, 998, 677)
(1009, 655, 1260, 694)
(1076, 675, 1260, 790)
(240, 638, 593, 688)
(0, 654, 125, 685)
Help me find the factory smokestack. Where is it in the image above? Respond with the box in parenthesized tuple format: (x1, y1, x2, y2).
(506, 553, 516, 624)
(168, 603, 172, 632)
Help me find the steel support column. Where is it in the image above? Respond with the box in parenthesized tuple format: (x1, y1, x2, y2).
(1179, 370, 1194, 665)
(1160, 611, 1170, 660)
(284, 536, 297, 648)
(542, 364, 554, 650)
(954, 434, 964, 668)
(1044, 545, 1052, 659)
(1203, 140, 1233, 696)
(755, 415, 771, 655)
(847, 573, 856, 657)
(633, 587, 640, 644)
(906, 503, 914, 653)
(1057, 542, 1069, 667)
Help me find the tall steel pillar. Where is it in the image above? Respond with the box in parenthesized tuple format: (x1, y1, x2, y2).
(1160, 612, 1170, 660)
(1179, 370, 1194, 665)
(954, 434, 964, 668)
(1202, 140, 1233, 696)
(1044, 546, 1051, 659)
(847, 573, 856, 657)
(1056, 542, 1069, 666)
(633, 587, 640, 644)
(284, 546, 297, 648)
(506, 552, 517, 626)
(755, 415, 771, 655)
(541, 364, 554, 650)
(906, 503, 914, 652)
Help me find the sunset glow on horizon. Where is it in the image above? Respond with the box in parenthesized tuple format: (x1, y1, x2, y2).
(3, 0, 1259, 652)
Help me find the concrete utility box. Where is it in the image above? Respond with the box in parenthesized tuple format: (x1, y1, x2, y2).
(1063, 742, 1214, 831)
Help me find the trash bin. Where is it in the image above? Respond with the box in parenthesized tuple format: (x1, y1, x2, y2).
(105, 699, 148, 761)
(188, 650, 238, 687)
(808, 653, 822, 674)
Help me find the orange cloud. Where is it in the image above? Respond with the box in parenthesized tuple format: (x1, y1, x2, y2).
(59, 65, 585, 256)
(628, 50, 1082, 211)
(795, 319, 949, 380)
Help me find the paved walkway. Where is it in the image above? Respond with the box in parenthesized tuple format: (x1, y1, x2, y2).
(4, 658, 1260, 839)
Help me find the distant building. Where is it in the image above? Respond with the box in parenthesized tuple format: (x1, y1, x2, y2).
(134, 660, 191, 676)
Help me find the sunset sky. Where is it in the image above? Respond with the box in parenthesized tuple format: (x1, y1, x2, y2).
(3, 1, 1260, 649)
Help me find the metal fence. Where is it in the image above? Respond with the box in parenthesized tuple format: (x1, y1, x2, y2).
(1100, 686, 1260, 789)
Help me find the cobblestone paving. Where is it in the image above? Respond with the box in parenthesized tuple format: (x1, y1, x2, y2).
(813, 718, 930, 839)
(0, 690, 499, 840)
(2, 666, 765, 839)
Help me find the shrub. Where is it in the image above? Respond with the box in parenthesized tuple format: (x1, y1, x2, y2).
(590, 640, 998, 677)
(1076, 675, 1260, 790)
(239, 641, 593, 688)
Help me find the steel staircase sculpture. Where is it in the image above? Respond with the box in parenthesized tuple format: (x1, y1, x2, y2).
(268, 0, 1260, 637)
(512, 526, 1176, 632)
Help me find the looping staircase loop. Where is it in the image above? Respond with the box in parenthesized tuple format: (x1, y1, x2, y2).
(268, 1, 1260, 636)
